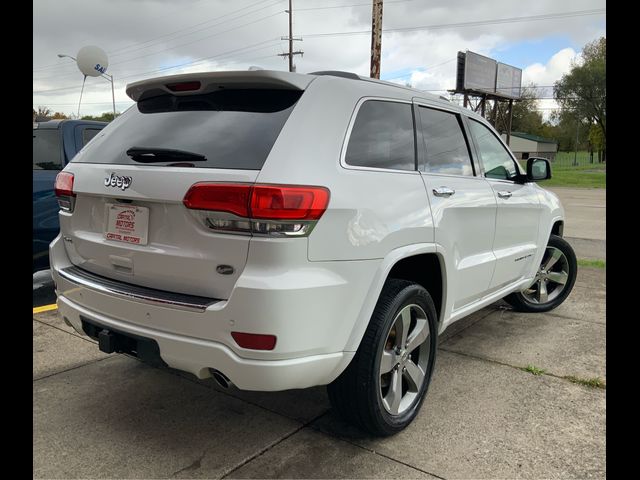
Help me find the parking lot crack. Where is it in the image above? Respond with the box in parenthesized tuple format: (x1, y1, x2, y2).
(33, 355, 117, 382)
(439, 348, 606, 390)
(539, 310, 605, 325)
(220, 411, 329, 479)
(172, 450, 206, 477)
(307, 423, 448, 480)
(33, 317, 99, 345)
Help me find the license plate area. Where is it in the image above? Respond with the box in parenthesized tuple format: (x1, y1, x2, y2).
(104, 203, 149, 245)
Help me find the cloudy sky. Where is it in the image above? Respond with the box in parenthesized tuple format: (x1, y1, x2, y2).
(33, 0, 605, 117)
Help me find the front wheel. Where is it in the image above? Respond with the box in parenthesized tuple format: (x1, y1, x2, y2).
(504, 234, 577, 313)
(327, 279, 438, 436)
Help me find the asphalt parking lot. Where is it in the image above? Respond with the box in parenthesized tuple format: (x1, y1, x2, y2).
(33, 187, 605, 479)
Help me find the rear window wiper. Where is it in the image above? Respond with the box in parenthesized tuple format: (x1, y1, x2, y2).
(126, 147, 207, 163)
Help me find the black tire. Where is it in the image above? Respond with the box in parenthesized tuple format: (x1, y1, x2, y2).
(504, 234, 577, 313)
(327, 279, 438, 436)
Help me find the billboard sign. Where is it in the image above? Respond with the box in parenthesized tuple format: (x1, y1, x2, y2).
(496, 62, 522, 99)
(455, 51, 522, 99)
(462, 51, 497, 94)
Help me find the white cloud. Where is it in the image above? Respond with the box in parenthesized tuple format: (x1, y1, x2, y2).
(521, 48, 583, 120)
(523, 47, 581, 87)
(33, 0, 605, 116)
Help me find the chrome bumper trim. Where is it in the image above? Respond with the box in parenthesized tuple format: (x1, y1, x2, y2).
(57, 265, 220, 312)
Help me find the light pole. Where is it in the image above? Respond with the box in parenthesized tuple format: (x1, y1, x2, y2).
(573, 120, 580, 166)
(57, 53, 116, 119)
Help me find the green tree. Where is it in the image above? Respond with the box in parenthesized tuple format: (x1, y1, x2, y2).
(554, 37, 606, 160)
(510, 85, 545, 135)
(33, 106, 52, 120)
(548, 110, 590, 151)
(588, 124, 605, 162)
(81, 111, 119, 122)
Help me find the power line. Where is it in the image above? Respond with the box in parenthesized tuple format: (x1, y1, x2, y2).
(383, 59, 457, 80)
(108, 0, 284, 57)
(297, 0, 415, 11)
(302, 9, 606, 37)
(32, 0, 283, 72)
(34, 10, 285, 82)
(116, 44, 282, 80)
(33, 41, 281, 94)
(33, 101, 133, 106)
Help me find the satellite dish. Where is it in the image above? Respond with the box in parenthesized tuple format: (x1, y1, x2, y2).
(76, 45, 108, 77)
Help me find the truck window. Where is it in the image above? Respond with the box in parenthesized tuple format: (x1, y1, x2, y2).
(33, 129, 63, 170)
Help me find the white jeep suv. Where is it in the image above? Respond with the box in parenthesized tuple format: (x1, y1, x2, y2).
(50, 70, 576, 436)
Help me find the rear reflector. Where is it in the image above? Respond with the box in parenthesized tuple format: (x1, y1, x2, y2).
(183, 183, 251, 217)
(231, 332, 277, 350)
(54, 172, 75, 197)
(166, 81, 201, 92)
(183, 183, 330, 221)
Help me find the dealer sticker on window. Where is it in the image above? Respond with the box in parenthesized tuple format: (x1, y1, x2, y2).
(104, 204, 149, 246)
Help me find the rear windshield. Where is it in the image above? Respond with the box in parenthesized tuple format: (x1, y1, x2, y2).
(33, 129, 62, 170)
(71, 89, 302, 170)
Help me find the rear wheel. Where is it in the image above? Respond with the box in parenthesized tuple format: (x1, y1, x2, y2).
(504, 234, 577, 312)
(327, 279, 438, 436)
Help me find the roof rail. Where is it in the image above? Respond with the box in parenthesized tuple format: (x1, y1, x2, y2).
(309, 71, 361, 80)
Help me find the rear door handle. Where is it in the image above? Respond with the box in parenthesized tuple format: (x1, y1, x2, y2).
(497, 191, 512, 199)
(433, 187, 456, 197)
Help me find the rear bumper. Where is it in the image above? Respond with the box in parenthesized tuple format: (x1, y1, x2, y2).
(57, 294, 352, 390)
(50, 234, 376, 391)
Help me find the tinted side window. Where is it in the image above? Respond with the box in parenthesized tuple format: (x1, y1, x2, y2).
(469, 120, 519, 180)
(418, 107, 473, 176)
(33, 129, 62, 170)
(345, 100, 415, 171)
(82, 128, 101, 145)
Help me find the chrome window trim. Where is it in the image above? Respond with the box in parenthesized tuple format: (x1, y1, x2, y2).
(339, 96, 420, 175)
(413, 101, 480, 180)
(418, 171, 488, 181)
(466, 116, 525, 183)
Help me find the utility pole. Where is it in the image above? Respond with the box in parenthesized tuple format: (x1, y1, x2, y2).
(278, 0, 303, 72)
(370, 0, 383, 78)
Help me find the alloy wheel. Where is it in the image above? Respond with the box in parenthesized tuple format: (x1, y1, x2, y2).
(379, 304, 431, 415)
(522, 246, 570, 304)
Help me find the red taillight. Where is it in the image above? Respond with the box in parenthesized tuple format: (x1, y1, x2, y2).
(54, 172, 75, 197)
(251, 185, 330, 220)
(231, 332, 277, 350)
(183, 183, 251, 217)
(183, 183, 330, 221)
(166, 81, 201, 92)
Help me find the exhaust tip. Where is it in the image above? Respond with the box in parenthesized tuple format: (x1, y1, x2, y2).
(210, 369, 233, 389)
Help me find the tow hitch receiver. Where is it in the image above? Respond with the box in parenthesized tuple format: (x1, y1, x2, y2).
(81, 316, 167, 367)
(98, 329, 116, 353)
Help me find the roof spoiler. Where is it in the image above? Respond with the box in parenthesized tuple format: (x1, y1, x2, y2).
(126, 70, 314, 102)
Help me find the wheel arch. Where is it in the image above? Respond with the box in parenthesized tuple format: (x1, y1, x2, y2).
(551, 219, 564, 238)
(386, 254, 444, 324)
(343, 244, 446, 352)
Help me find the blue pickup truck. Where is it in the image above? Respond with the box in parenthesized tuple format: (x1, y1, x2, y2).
(33, 119, 107, 272)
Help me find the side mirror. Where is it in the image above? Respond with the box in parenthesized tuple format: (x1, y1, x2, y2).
(526, 157, 551, 181)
